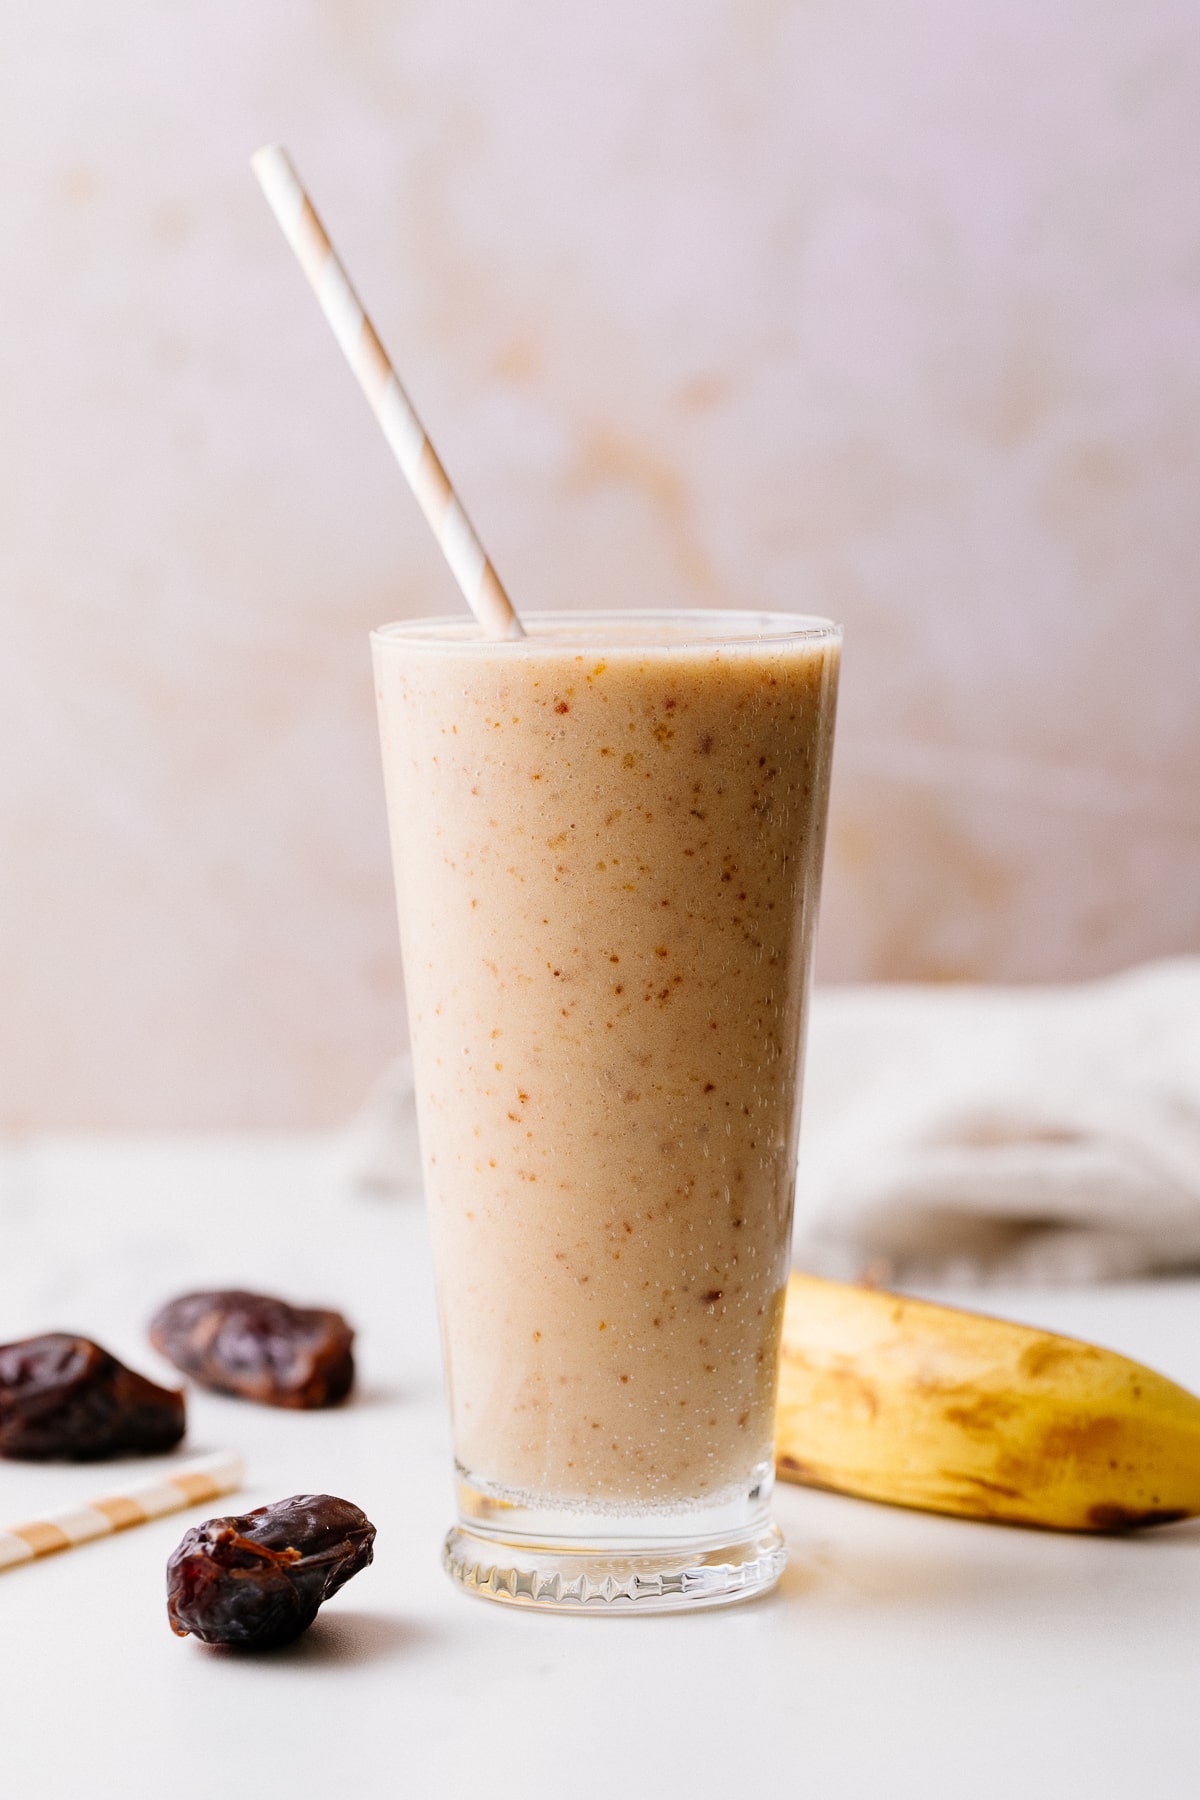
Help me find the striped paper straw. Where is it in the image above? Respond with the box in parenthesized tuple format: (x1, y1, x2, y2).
(0, 1449, 243, 1573)
(251, 144, 524, 643)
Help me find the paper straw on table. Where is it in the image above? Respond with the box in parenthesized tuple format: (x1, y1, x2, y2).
(0, 1449, 243, 1574)
(251, 143, 524, 643)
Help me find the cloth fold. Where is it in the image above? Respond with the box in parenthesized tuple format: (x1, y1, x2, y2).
(344, 959, 1200, 1284)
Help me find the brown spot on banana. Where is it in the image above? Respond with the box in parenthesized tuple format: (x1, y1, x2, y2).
(941, 1394, 1023, 1433)
(1018, 1338, 1087, 1382)
(1088, 1503, 1190, 1532)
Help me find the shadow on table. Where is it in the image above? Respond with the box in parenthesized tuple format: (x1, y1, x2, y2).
(233, 1609, 436, 1667)
(767, 1507, 1200, 1616)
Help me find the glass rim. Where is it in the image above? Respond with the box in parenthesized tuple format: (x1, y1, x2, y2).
(371, 607, 841, 653)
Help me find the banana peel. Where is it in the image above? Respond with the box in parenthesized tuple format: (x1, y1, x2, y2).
(776, 1272, 1200, 1532)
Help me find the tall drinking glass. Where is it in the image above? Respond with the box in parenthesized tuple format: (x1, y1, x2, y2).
(372, 610, 840, 1611)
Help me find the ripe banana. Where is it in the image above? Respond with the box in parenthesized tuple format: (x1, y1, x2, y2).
(775, 1272, 1200, 1531)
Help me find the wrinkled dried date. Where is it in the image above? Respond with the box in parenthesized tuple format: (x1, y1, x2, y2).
(0, 1334, 186, 1460)
(149, 1290, 355, 1409)
(166, 1494, 375, 1648)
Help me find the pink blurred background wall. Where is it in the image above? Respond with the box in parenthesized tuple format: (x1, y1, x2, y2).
(2, 1, 1198, 1128)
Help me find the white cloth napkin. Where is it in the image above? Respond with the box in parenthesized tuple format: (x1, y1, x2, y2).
(344, 959, 1200, 1284)
(794, 959, 1200, 1284)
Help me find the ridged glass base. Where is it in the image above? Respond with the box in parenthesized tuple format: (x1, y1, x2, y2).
(443, 1520, 786, 1613)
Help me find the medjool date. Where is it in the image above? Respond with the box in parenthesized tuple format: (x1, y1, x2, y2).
(166, 1493, 376, 1648)
(149, 1290, 354, 1409)
(0, 1334, 186, 1460)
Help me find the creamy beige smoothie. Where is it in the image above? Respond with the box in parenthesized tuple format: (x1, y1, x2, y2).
(373, 612, 839, 1541)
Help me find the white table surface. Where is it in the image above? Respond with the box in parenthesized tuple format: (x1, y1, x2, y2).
(1, 1134, 1197, 1800)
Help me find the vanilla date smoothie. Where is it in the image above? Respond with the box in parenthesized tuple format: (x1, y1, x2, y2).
(373, 610, 839, 1609)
